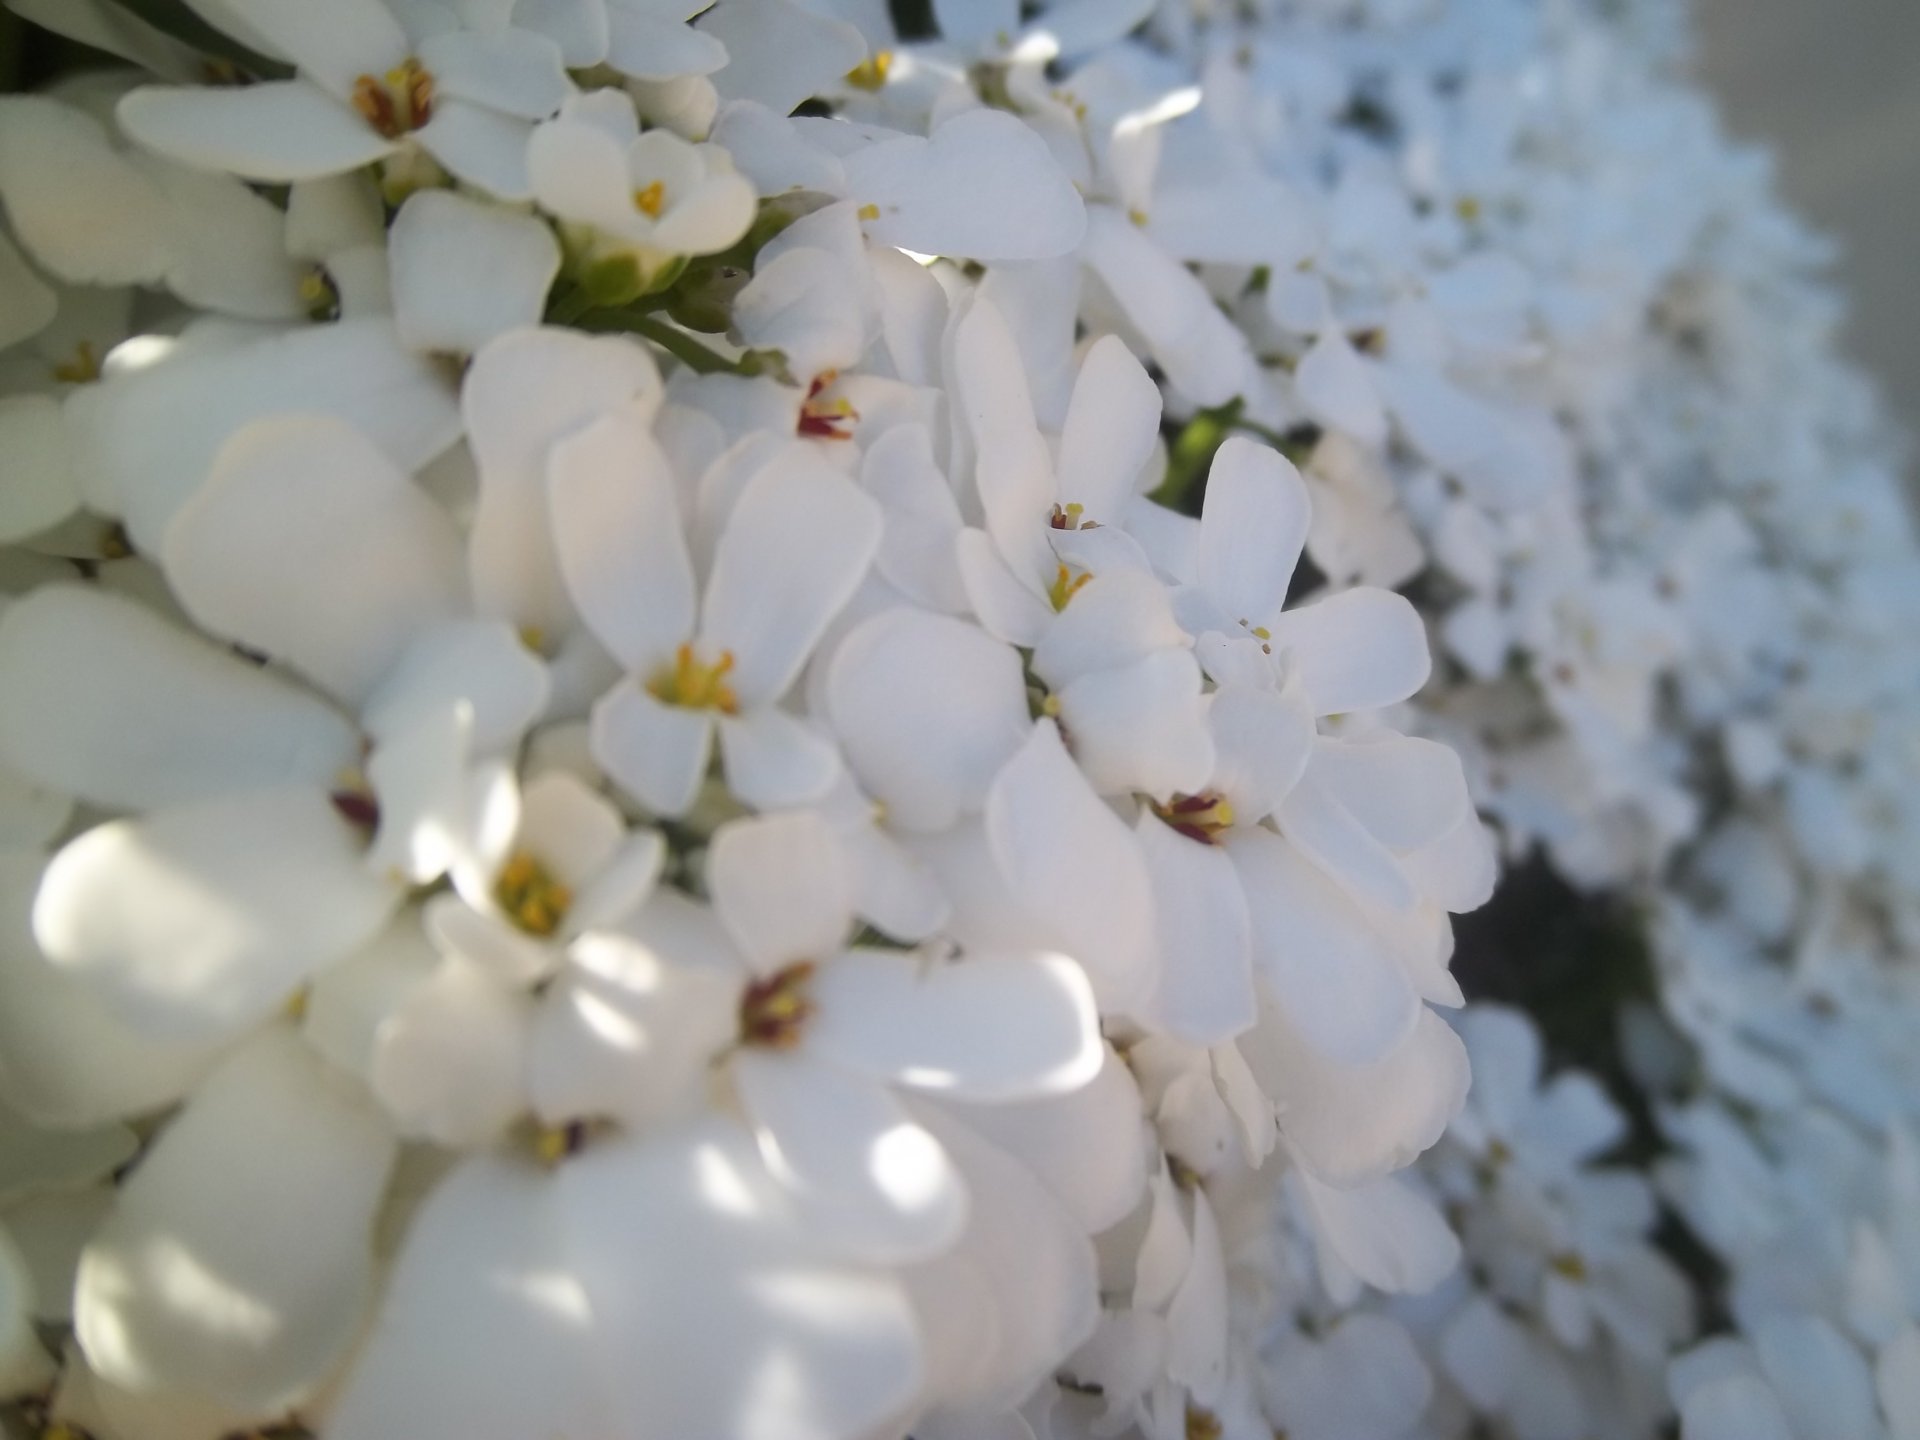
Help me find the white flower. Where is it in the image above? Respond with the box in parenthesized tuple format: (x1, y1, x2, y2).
(118, 0, 574, 198)
(530, 89, 756, 292)
(548, 405, 880, 815)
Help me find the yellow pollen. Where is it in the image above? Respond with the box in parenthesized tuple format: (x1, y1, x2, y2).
(1549, 1251, 1590, 1282)
(52, 339, 100, 384)
(352, 57, 434, 139)
(1154, 792, 1236, 845)
(740, 962, 817, 1048)
(1455, 194, 1482, 223)
(282, 986, 311, 1022)
(857, 202, 881, 222)
(517, 624, 547, 654)
(495, 852, 572, 938)
(845, 50, 894, 91)
(1047, 562, 1093, 612)
(1250, 625, 1271, 640)
(1040, 694, 1063, 717)
(1128, 207, 1149, 227)
(648, 643, 741, 714)
(634, 180, 666, 218)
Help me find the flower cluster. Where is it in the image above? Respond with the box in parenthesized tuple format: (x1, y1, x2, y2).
(0, 0, 1914, 1438)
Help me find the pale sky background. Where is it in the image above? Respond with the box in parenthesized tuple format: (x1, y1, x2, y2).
(1693, 0, 1920, 475)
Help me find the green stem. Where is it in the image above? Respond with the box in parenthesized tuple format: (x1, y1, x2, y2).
(620, 315, 748, 375)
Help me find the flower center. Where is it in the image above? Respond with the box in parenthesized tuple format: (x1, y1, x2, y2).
(633, 180, 666, 218)
(352, 58, 434, 139)
(495, 852, 573, 937)
(1048, 502, 1101, 531)
(739, 962, 817, 1049)
(52, 340, 100, 385)
(844, 50, 893, 91)
(1154, 792, 1236, 845)
(1047, 561, 1093, 612)
(798, 372, 858, 440)
(647, 643, 740, 713)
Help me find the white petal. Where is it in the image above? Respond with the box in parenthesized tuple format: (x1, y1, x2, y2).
(1293, 1168, 1459, 1296)
(909, 1104, 1098, 1412)
(706, 809, 853, 973)
(607, 11, 729, 78)
(417, 27, 572, 120)
(390, 190, 560, 355)
(35, 786, 399, 1041)
(1680, 1376, 1795, 1440)
(416, 99, 536, 200)
(1166, 1188, 1227, 1404)
(299, 915, 439, 1085)
(0, 854, 226, 1127)
(371, 952, 530, 1145)
(75, 1028, 396, 1413)
(1269, 587, 1431, 715)
(1080, 206, 1255, 408)
(0, 394, 78, 543)
(955, 528, 1052, 646)
(1877, 1327, 1920, 1440)
(1267, 1314, 1433, 1440)
(0, 230, 56, 350)
(1134, 813, 1255, 1044)
(590, 678, 713, 818)
(0, 96, 170, 285)
(845, 108, 1086, 261)
(1248, 1003, 1467, 1186)
(116, 82, 395, 183)
(696, 0, 866, 115)
(828, 609, 1031, 833)
(1031, 568, 1187, 689)
(1197, 435, 1309, 630)
(1275, 767, 1417, 913)
(164, 415, 467, 708)
(228, 0, 409, 95)
(0, 586, 357, 812)
(861, 422, 969, 613)
(699, 454, 881, 703)
(361, 619, 552, 756)
(1054, 336, 1161, 524)
(1752, 1313, 1879, 1440)
(1056, 647, 1214, 801)
(517, 0, 613, 65)
(78, 316, 461, 552)
(1309, 734, 1471, 853)
(716, 705, 843, 810)
(1206, 683, 1314, 823)
(323, 1150, 615, 1440)
(465, 326, 663, 632)
(1295, 327, 1388, 448)
(984, 721, 1154, 1013)
(526, 930, 737, 1129)
(735, 1047, 966, 1265)
(1227, 827, 1419, 1067)
(951, 300, 1056, 590)
(940, 1043, 1147, 1235)
(810, 949, 1101, 1101)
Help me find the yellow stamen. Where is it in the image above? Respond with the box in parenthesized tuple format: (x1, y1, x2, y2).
(352, 57, 434, 139)
(517, 624, 547, 654)
(844, 50, 894, 91)
(51, 340, 100, 385)
(1154, 792, 1236, 845)
(1455, 194, 1482, 223)
(647, 643, 740, 714)
(739, 962, 817, 1048)
(1549, 1252, 1590, 1282)
(1128, 207, 1149, 227)
(633, 180, 666, 218)
(856, 202, 881, 222)
(495, 852, 573, 938)
(1185, 1408, 1224, 1440)
(1047, 561, 1093, 612)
